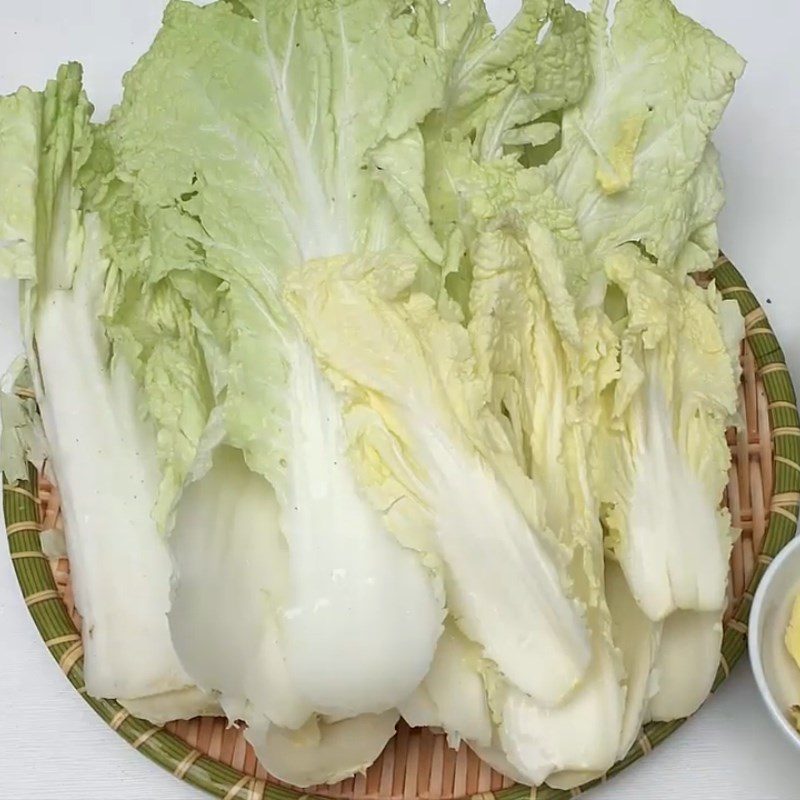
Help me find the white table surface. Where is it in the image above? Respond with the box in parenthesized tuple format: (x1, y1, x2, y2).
(1, 0, 799, 797)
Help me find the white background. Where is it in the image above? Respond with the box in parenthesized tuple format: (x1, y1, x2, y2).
(1, 1, 799, 798)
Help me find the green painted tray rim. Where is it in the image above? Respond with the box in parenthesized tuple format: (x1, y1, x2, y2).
(4, 256, 799, 800)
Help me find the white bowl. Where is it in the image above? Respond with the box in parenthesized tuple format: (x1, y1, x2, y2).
(749, 533, 800, 750)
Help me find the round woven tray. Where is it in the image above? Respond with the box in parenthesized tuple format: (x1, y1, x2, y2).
(4, 256, 800, 800)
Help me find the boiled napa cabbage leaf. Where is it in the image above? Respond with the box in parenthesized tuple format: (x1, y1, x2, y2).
(542, 0, 744, 622)
(284, 252, 592, 708)
(462, 175, 623, 787)
(548, 0, 744, 271)
(0, 65, 213, 714)
(120, 689, 222, 727)
(646, 610, 723, 722)
(420, 0, 591, 312)
(598, 246, 742, 620)
(168, 445, 312, 730)
(399, 620, 492, 749)
(92, 0, 452, 719)
(246, 712, 400, 787)
(0, 361, 47, 484)
(605, 559, 661, 759)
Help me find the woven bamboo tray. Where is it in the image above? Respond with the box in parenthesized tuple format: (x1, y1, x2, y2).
(4, 256, 800, 800)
